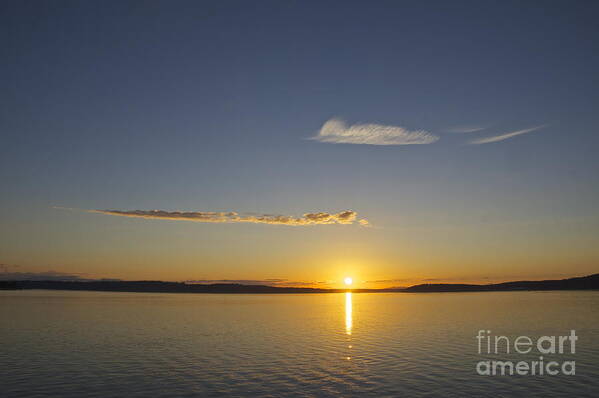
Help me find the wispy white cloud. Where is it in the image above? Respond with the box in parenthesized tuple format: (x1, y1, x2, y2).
(469, 125, 547, 145)
(87, 209, 369, 226)
(447, 126, 487, 133)
(311, 118, 439, 145)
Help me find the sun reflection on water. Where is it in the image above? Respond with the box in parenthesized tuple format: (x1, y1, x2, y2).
(345, 292, 352, 335)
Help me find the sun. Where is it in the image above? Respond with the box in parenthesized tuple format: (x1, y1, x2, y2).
(344, 277, 353, 286)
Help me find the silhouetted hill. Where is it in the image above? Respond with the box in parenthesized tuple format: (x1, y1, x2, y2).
(1, 274, 597, 293)
(0, 280, 335, 293)
(404, 274, 599, 292)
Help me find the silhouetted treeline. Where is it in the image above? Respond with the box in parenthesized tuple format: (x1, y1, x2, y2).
(0, 280, 334, 293)
(1, 274, 597, 293)
(404, 274, 599, 292)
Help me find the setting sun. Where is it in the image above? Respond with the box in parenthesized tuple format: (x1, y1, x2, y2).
(344, 277, 353, 286)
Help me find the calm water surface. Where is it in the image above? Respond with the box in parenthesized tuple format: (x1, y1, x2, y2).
(1, 290, 599, 397)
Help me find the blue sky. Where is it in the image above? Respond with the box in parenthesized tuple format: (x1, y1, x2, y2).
(1, 1, 598, 285)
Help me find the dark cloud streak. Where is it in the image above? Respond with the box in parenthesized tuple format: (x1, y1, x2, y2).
(88, 209, 369, 226)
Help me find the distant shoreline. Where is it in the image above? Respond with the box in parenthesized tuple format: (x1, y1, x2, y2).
(1, 274, 598, 294)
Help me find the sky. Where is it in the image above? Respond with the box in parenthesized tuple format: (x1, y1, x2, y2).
(1, 0, 598, 288)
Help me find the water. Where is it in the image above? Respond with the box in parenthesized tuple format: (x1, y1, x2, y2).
(1, 290, 598, 397)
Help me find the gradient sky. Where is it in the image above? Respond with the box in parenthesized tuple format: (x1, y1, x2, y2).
(1, 0, 598, 287)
